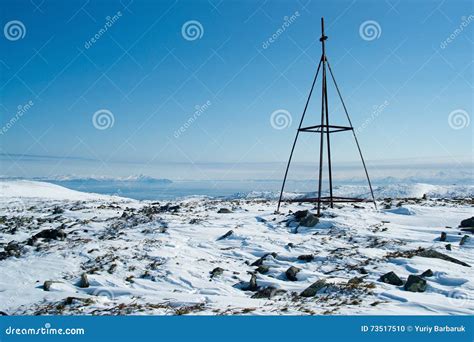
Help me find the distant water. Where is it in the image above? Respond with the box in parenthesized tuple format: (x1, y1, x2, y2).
(46, 179, 299, 200)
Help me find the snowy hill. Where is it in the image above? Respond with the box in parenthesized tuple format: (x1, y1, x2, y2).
(0, 180, 125, 201)
(0, 181, 472, 315)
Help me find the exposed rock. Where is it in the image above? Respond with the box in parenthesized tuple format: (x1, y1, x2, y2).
(217, 208, 232, 214)
(235, 274, 259, 292)
(359, 267, 368, 275)
(43, 280, 53, 291)
(461, 227, 474, 233)
(404, 275, 427, 292)
(256, 265, 269, 274)
(460, 217, 474, 228)
(159, 204, 180, 213)
(27, 228, 66, 245)
(250, 252, 277, 266)
(64, 297, 94, 306)
(440, 232, 447, 242)
(379, 271, 403, 286)
(4, 241, 22, 257)
(290, 210, 306, 219)
(299, 213, 319, 227)
(445, 244, 452, 251)
(420, 269, 433, 277)
(387, 248, 470, 267)
(210, 267, 224, 278)
(285, 266, 301, 281)
(297, 254, 314, 262)
(300, 279, 327, 297)
(417, 249, 470, 267)
(348, 276, 364, 285)
(286, 210, 319, 229)
(247, 274, 258, 291)
(0, 252, 8, 261)
(251, 287, 286, 299)
(79, 273, 89, 288)
(459, 235, 469, 246)
(52, 206, 64, 215)
(216, 230, 233, 241)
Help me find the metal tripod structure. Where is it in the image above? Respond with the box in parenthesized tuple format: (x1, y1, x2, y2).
(277, 17, 377, 215)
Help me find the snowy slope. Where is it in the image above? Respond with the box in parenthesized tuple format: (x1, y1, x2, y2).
(0, 181, 472, 315)
(0, 180, 126, 201)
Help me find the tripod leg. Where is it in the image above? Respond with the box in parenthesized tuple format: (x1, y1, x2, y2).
(277, 58, 323, 213)
(326, 60, 377, 209)
(323, 61, 334, 208)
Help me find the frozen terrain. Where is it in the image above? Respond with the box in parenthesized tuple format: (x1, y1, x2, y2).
(0, 180, 473, 315)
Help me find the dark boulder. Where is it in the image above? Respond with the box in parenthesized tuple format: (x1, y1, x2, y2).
(79, 273, 89, 288)
(285, 266, 301, 281)
(404, 275, 427, 292)
(348, 276, 365, 285)
(300, 279, 327, 297)
(297, 254, 314, 262)
(251, 287, 286, 299)
(247, 274, 258, 291)
(293, 210, 309, 220)
(4, 241, 22, 257)
(440, 232, 447, 242)
(460, 217, 474, 228)
(217, 208, 232, 214)
(28, 228, 66, 245)
(159, 204, 180, 213)
(250, 252, 277, 267)
(379, 271, 403, 286)
(461, 227, 474, 233)
(210, 267, 225, 278)
(43, 280, 53, 291)
(299, 213, 319, 227)
(216, 230, 233, 241)
(256, 265, 269, 274)
(52, 206, 64, 215)
(459, 235, 470, 246)
(420, 269, 433, 277)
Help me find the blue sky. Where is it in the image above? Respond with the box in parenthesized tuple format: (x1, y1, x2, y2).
(0, 0, 472, 180)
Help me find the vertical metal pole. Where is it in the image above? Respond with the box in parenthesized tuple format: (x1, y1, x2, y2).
(276, 58, 323, 213)
(321, 21, 334, 209)
(316, 17, 327, 216)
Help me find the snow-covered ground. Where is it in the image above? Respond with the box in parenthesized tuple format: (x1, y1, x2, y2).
(0, 180, 473, 315)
